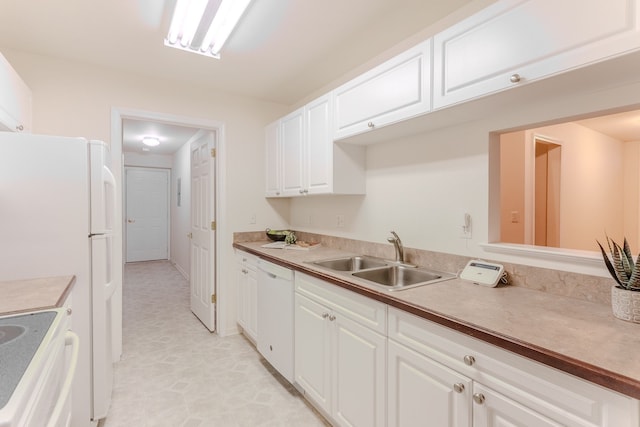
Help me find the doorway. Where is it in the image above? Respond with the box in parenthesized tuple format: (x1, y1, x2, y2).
(125, 167, 170, 262)
(111, 108, 226, 344)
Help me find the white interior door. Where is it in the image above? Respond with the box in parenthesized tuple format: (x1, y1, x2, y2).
(190, 131, 216, 331)
(125, 168, 169, 262)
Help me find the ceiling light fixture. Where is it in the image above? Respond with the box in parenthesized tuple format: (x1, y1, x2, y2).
(165, 0, 253, 59)
(142, 137, 160, 147)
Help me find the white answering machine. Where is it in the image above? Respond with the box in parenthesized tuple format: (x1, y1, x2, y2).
(460, 260, 505, 287)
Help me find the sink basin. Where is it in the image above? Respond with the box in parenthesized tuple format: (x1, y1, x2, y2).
(310, 256, 388, 272)
(352, 265, 455, 291)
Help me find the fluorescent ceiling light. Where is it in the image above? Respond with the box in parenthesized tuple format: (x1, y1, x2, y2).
(142, 137, 160, 147)
(165, 0, 252, 59)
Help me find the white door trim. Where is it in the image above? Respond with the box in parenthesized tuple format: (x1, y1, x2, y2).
(111, 107, 227, 335)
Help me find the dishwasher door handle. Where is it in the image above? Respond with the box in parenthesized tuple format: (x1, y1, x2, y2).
(258, 265, 278, 279)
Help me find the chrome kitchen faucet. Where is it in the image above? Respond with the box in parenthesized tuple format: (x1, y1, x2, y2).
(387, 231, 405, 263)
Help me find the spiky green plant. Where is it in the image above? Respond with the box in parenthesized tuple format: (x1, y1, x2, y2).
(597, 236, 640, 291)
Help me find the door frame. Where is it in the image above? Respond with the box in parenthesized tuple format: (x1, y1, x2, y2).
(111, 107, 226, 334)
(124, 166, 171, 263)
(526, 133, 562, 246)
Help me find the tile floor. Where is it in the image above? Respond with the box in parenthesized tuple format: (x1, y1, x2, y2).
(101, 260, 329, 427)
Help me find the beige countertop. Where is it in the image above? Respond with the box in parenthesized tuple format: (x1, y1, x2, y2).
(234, 241, 640, 400)
(0, 276, 75, 315)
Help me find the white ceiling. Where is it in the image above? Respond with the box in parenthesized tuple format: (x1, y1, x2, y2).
(0, 0, 471, 105)
(1, 0, 638, 154)
(0, 0, 476, 153)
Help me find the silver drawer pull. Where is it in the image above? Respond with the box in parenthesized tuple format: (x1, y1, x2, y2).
(473, 393, 485, 405)
(453, 383, 465, 393)
(510, 73, 521, 83)
(463, 355, 475, 366)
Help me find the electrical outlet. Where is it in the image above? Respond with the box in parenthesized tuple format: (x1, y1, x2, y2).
(249, 213, 256, 224)
(336, 214, 345, 228)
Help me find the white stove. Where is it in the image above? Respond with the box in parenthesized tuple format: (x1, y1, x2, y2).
(0, 309, 78, 427)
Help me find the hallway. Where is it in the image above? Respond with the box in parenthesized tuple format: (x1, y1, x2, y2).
(102, 260, 328, 427)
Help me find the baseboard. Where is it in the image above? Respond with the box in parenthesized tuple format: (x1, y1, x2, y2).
(171, 260, 189, 280)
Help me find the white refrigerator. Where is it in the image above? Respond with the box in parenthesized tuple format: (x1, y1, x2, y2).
(0, 133, 119, 426)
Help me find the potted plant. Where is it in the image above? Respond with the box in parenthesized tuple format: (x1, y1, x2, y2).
(597, 236, 640, 323)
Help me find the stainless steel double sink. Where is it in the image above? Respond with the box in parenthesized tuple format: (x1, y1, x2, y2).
(308, 255, 455, 291)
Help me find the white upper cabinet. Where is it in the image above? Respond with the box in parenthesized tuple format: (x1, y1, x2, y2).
(280, 107, 305, 197)
(265, 94, 365, 198)
(264, 121, 281, 197)
(0, 52, 32, 133)
(433, 0, 640, 109)
(333, 40, 432, 140)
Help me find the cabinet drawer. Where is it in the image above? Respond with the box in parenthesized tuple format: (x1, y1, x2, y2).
(388, 307, 637, 426)
(295, 272, 386, 334)
(235, 250, 258, 269)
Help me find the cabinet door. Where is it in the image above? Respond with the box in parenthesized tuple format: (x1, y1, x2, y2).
(334, 40, 431, 140)
(295, 293, 332, 414)
(236, 259, 249, 331)
(305, 94, 332, 195)
(332, 313, 386, 427)
(0, 52, 31, 133)
(264, 120, 281, 197)
(280, 107, 305, 197)
(246, 266, 258, 341)
(433, 0, 640, 109)
(388, 340, 472, 427)
(472, 383, 563, 427)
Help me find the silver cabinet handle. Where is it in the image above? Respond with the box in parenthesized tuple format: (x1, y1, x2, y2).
(127, 218, 136, 223)
(328, 314, 336, 321)
(367, 121, 375, 128)
(463, 355, 475, 366)
(473, 393, 485, 404)
(267, 272, 276, 279)
(453, 383, 465, 393)
(16, 124, 24, 131)
(510, 73, 521, 83)
(322, 313, 329, 319)
(299, 189, 305, 194)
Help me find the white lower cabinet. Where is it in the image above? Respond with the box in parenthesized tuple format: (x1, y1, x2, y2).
(235, 250, 258, 343)
(388, 339, 472, 427)
(294, 272, 386, 427)
(388, 307, 639, 427)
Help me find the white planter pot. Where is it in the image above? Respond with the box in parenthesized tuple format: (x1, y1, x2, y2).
(611, 285, 640, 324)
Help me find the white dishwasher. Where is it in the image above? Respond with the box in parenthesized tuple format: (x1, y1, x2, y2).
(257, 259, 294, 383)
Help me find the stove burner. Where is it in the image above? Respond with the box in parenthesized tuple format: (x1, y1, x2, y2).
(0, 325, 26, 345)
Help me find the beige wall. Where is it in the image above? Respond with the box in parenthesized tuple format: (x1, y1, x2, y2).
(499, 130, 526, 244)
(3, 48, 290, 336)
(289, 77, 640, 277)
(499, 123, 627, 251)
